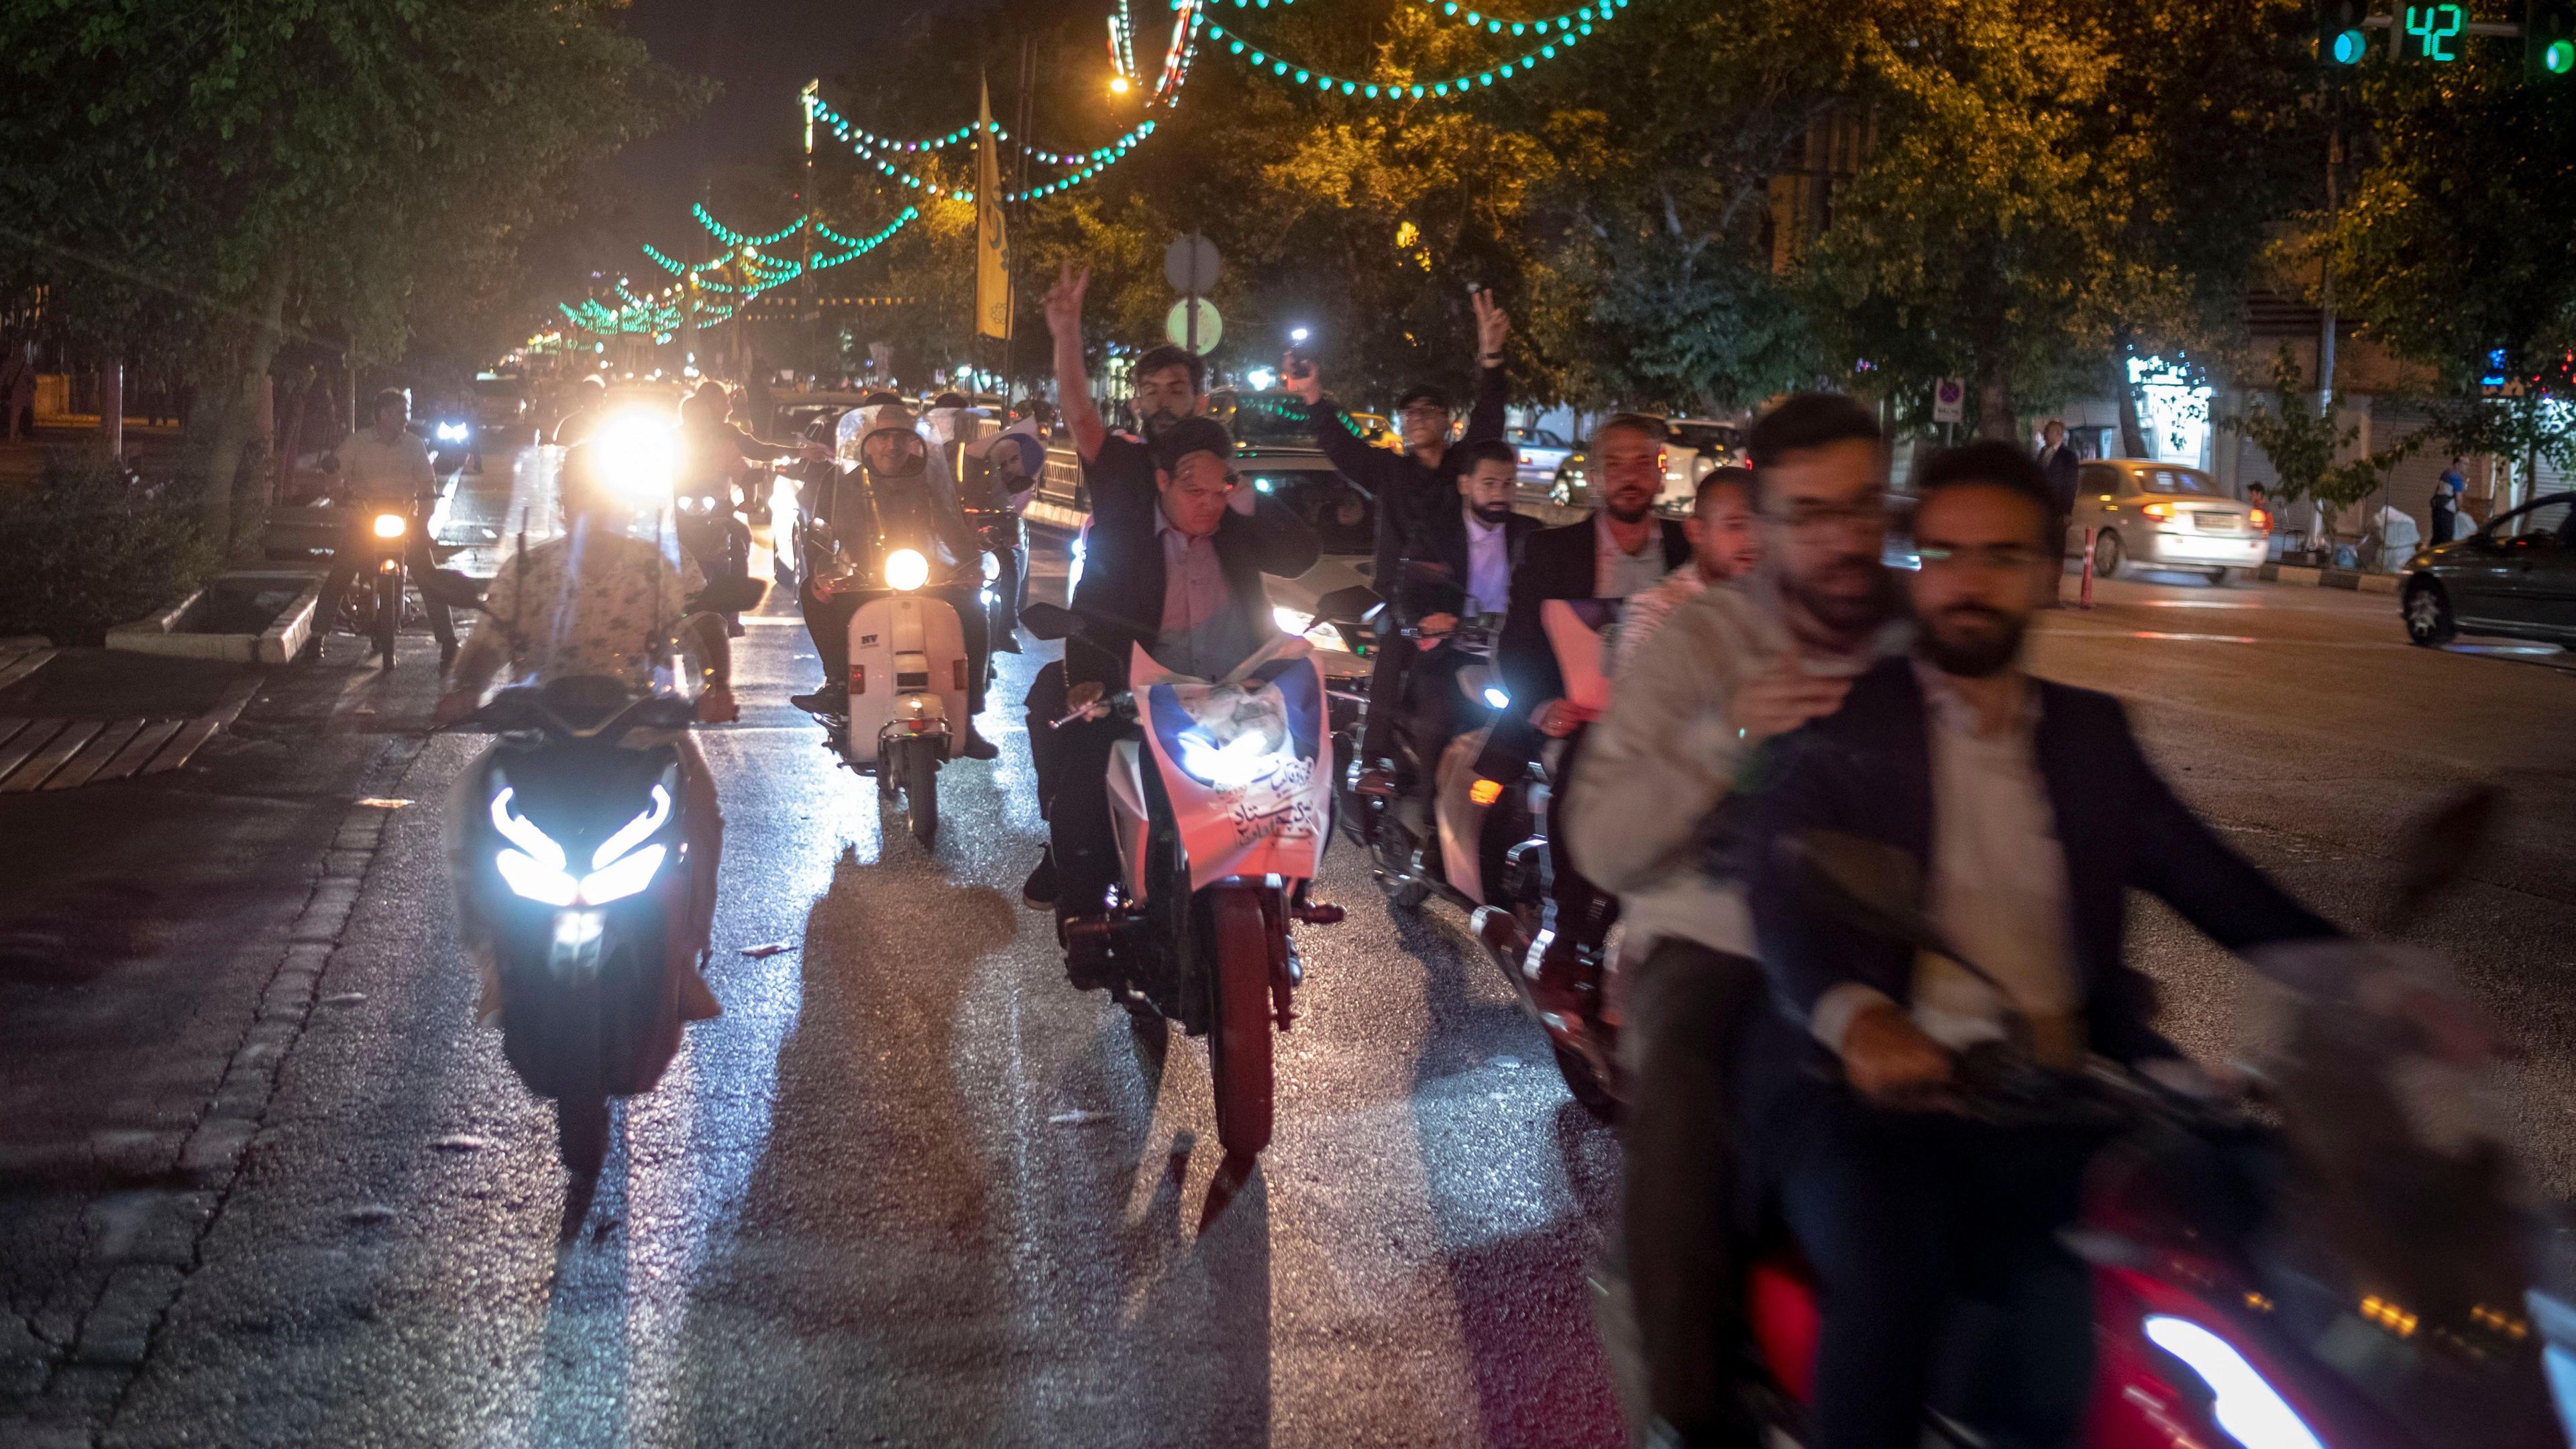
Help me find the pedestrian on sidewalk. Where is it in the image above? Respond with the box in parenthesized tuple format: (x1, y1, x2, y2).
(2037, 421, 2080, 602)
(2432, 461, 2466, 544)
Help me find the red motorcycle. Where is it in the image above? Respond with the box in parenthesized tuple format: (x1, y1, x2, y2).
(1710, 800, 2567, 1449)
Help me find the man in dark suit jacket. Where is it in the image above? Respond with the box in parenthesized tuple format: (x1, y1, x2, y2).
(1380, 437, 1542, 772)
(1737, 443, 2341, 1449)
(1038, 417, 1321, 932)
(2037, 420, 2080, 600)
(1484, 414, 1690, 1006)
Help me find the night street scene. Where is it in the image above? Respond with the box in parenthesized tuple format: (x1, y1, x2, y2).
(3, 1, 2574, 1446)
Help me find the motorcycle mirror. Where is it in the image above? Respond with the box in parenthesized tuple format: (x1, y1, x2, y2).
(1020, 602, 1078, 641)
(2381, 784, 2500, 932)
(418, 568, 488, 612)
(1313, 584, 1384, 627)
(690, 576, 769, 614)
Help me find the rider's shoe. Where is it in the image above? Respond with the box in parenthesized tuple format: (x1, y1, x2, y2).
(789, 690, 842, 716)
(1022, 850, 1058, 911)
(959, 724, 1001, 761)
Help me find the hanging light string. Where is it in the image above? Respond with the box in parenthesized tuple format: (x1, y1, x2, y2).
(831, 119, 1159, 203)
(1203, 0, 1626, 99)
(1151, 0, 1204, 105)
(806, 95, 1164, 168)
(1213, 0, 1619, 38)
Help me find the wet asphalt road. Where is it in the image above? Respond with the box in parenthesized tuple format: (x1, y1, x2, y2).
(3, 443, 2573, 1447)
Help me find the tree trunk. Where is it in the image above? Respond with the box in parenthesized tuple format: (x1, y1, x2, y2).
(1974, 352, 2017, 443)
(187, 258, 293, 549)
(2114, 350, 2149, 458)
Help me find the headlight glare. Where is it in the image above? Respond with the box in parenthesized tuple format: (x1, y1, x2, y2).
(578, 843, 666, 905)
(372, 513, 409, 539)
(2140, 1316, 2323, 1449)
(885, 547, 930, 591)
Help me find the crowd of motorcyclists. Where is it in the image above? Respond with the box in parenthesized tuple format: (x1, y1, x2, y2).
(409, 266, 2514, 1449)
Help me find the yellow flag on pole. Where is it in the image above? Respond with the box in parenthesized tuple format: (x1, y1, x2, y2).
(975, 78, 1010, 340)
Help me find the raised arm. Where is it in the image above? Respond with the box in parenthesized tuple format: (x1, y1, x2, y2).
(1044, 261, 1108, 463)
(1461, 288, 1509, 445)
(1282, 356, 1393, 492)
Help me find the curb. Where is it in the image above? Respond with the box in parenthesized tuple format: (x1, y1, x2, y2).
(2257, 562, 2402, 595)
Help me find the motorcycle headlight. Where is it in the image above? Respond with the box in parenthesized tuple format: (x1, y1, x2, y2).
(885, 547, 929, 591)
(598, 416, 676, 497)
(1483, 684, 1511, 709)
(489, 783, 674, 908)
(1176, 727, 1290, 790)
(372, 513, 408, 539)
(2140, 1316, 2323, 1449)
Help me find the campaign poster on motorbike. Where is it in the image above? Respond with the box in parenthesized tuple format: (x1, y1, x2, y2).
(1132, 643, 1332, 893)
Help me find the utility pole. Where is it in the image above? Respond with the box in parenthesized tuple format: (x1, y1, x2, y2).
(998, 38, 1036, 416)
(802, 80, 819, 389)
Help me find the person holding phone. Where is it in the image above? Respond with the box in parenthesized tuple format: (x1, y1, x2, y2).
(1282, 287, 1513, 768)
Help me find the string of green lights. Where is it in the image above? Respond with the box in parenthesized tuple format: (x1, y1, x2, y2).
(1202, 0, 1625, 98)
(837, 120, 1159, 203)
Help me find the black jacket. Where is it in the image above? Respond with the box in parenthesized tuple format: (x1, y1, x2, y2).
(1306, 363, 1509, 585)
(1487, 514, 1690, 765)
(1065, 458, 1321, 692)
(1396, 504, 1543, 622)
(2040, 444, 2081, 515)
(1740, 656, 2337, 1081)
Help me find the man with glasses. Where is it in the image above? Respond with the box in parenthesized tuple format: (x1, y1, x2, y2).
(1283, 289, 1511, 767)
(1566, 394, 1904, 1448)
(1038, 416, 1320, 946)
(1486, 412, 1691, 1022)
(1734, 441, 2376, 1448)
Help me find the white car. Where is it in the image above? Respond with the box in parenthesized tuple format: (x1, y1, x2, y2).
(1507, 425, 1574, 490)
(2070, 460, 2269, 582)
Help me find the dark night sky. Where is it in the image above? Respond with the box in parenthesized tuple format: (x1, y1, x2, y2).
(614, 0, 883, 241)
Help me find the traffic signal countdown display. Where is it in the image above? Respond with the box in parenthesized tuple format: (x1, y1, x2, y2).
(2318, 0, 2575, 75)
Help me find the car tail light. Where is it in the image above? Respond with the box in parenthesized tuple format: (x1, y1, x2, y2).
(2143, 502, 2176, 521)
(848, 665, 865, 696)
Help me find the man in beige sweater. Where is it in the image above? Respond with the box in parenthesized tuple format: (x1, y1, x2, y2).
(1568, 394, 1907, 1447)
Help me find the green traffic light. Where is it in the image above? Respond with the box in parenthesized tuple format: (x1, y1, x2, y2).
(2332, 28, 2367, 63)
(2550, 38, 2575, 74)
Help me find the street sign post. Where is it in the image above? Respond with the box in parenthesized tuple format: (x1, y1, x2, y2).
(1933, 378, 1966, 425)
(1165, 234, 1222, 356)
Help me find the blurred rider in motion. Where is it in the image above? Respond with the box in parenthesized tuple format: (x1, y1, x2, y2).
(1572, 396, 1905, 1448)
(321, 386, 455, 667)
(433, 438, 739, 1026)
(1729, 440, 2438, 1449)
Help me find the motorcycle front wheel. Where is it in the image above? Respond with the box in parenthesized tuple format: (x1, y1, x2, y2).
(556, 1092, 610, 1180)
(1205, 890, 1276, 1161)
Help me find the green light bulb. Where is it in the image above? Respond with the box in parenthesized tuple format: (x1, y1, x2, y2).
(2551, 38, 2575, 74)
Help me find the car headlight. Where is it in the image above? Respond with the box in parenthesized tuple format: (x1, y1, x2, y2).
(489, 784, 672, 908)
(885, 547, 929, 591)
(1175, 727, 1291, 790)
(434, 421, 469, 443)
(372, 513, 408, 539)
(2141, 1316, 2323, 1449)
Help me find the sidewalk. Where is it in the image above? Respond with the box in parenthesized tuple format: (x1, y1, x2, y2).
(2256, 560, 2404, 594)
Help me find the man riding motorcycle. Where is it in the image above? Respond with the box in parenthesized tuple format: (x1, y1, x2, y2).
(322, 386, 455, 667)
(1570, 394, 1907, 1448)
(1283, 289, 1510, 771)
(1732, 441, 2487, 1449)
(792, 405, 1000, 759)
(1379, 437, 1539, 786)
(431, 440, 739, 1177)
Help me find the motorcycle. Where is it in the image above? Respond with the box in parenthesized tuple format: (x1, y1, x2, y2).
(427, 415, 476, 474)
(343, 504, 417, 670)
(1315, 579, 1617, 1114)
(797, 440, 977, 849)
(1020, 600, 1346, 1164)
(427, 566, 766, 1189)
(1669, 792, 2568, 1449)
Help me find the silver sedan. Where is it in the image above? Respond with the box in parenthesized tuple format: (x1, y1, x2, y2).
(2068, 460, 2269, 583)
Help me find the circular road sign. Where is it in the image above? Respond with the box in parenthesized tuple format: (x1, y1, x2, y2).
(1165, 299, 1223, 354)
(1165, 233, 1222, 294)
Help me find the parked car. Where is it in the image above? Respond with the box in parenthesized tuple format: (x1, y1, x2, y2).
(2400, 491, 2575, 648)
(472, 375, 530, 443)
(1507, 425, 1574, 489)
(2068, 460, 2267, 583)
